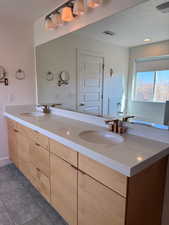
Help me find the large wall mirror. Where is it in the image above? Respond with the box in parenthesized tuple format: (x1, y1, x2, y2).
(36, 0, 169, 127)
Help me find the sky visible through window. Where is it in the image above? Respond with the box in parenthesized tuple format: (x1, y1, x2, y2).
(135, 70, 169, 102)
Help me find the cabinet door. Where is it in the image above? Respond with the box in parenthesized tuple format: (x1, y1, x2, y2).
(17, 132, 30, 162)
(79, 154, 127, 197)
(78, 171, 126, 225)
(17, 132, 31, 180)
(8, 126, 18, 167)
(51, 153, 77, 225)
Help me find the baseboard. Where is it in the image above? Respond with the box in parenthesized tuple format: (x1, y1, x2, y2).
(0, 157, 11, 167)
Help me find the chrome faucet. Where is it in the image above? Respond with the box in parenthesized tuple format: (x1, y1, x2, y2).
(37, 104, 51, 114)
(105, 116, 135, 134)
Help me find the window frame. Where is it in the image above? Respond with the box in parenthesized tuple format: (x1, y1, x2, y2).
(133, 70, 169, 103)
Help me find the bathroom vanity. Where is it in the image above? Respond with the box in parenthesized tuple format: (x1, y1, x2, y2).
(5, 106, 169, 225)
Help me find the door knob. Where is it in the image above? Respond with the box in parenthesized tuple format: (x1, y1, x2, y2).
(79, 103, 85, 106)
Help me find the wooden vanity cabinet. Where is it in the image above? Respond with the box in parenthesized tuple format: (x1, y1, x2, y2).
(7, 120, 51, 202)
(7, 119, 18, 167)
(6, 119, 168, 225)
(125, 157, 167, 225)
(50, 153, 78, 225)
(78, 154, 127, 225)
(78, 154, 168, 225)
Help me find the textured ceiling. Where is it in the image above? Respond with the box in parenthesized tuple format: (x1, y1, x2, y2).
(75, 0, 169, 47)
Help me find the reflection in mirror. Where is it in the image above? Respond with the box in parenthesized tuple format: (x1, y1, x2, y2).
(36, 0, 169, 127)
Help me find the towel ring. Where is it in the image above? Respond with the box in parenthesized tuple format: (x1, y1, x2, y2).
(16, 69, 25, 80)
(0, 66, 6, 80)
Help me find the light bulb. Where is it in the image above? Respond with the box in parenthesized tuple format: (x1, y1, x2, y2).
(87, 0, 102, 8)
(61, 6, 74, 22)
(73, 0, 86, 16)
(51, 13, 63, 27)
(44, 18, 55, 30)
(144, 38, 152, 42)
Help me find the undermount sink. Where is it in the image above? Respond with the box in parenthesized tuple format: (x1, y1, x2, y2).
(20, 112, 45, 117)
(79, 130, 124, 145)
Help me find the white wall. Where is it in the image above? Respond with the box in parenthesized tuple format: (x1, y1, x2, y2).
(127, 40, 169, 124)
(0, 21, 35, 165)
(36, 32, 129, 115)
(34, 0, 147, 47)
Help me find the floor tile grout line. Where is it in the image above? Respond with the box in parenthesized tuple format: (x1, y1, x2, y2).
(0, 164, 68, 225)
(21, 216, 43, 225)
(1, 199, 16, 225)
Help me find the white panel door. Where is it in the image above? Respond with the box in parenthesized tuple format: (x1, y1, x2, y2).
(77, 50, 104, 116)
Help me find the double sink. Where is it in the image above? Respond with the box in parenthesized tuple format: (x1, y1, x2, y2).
(20, 112, 124, 145)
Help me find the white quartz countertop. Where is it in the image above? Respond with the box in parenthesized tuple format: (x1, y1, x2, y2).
(4, 106, 169, 177)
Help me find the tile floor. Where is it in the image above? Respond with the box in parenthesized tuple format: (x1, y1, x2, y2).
(0, 164, 68, 225)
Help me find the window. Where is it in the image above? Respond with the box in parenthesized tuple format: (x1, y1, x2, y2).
(134, 70, 169, 102)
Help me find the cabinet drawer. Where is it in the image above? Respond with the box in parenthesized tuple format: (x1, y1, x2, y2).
(79, 154, 127, 197)
(50, 139, 78, 167)
(34, 131, 49, 150)
(30, 142, 50, 177)
(30, 164, 50, 202)
(78, 171, 126, 225)
(17, 123, 49, 150)
(7, 118, 16, 130)
(17, 123, 33, 138)
(19, 160, 32, 180)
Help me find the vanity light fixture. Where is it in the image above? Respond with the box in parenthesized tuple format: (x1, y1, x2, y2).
(73, 0, 86, 16)
(51, 13, 63, 27)
(44, 0, 103, 31)
(44, 17, 56, 30)
(87, 0, 102, 8)
(61, 6, 74, 22)
(144, 38, 152, 42)
(137, 156, 143, 162)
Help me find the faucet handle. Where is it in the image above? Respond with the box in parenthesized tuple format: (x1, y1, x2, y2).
(105, 119, 120, 133)
(37, 104, 50, 113)
(122, 115, 135, 122)
(37, 104, 49, 108)
(105, 119, 114, 125)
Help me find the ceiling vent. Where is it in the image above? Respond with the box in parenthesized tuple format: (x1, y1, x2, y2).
(156, 1, 169, 13)
(103, 30, 115, 36)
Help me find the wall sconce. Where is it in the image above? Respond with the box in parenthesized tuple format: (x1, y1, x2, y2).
(15, 69, 26, 80)
(58, 71, 70, 87)
(73, 0, 86, 16)
(46, 71, 54, 81)
(110, 68, 114, 77)
(61, 6, 74, 22)
(44, 0, 103, 31)
(51, 13, 63, 27)
(0, 66, 8, 86)
(44, 17, 56, 30)
(87, 0, 102, 8)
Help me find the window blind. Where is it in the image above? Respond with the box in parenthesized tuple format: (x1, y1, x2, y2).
(135, 56, 169, 72)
